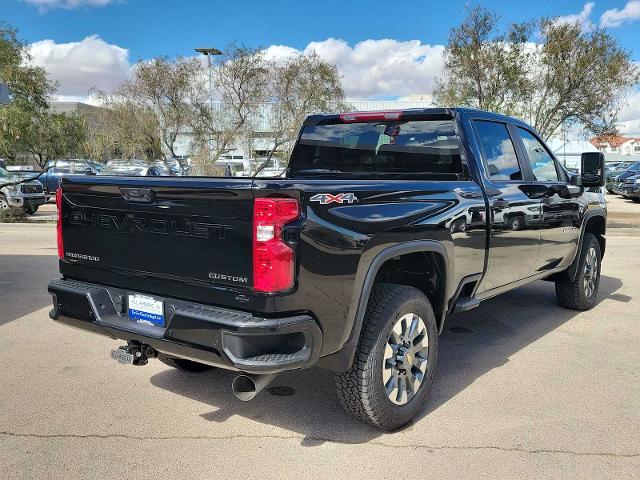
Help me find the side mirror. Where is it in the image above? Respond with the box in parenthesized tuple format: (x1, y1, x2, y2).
(84, 168, 95, 175)
(580, 152, 605, 187)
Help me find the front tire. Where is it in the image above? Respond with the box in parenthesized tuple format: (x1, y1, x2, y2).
(0, 194, 9, 211)
(335, 283, 438, 430)
(509, 215, 524, 231)
(157, 353, 213, 372)
(555, 233, 601, 310)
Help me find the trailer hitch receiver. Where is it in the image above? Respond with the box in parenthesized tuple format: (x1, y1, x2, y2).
(110, 341, 156, 366)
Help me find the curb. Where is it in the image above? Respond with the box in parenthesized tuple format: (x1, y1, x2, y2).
(27, 216, 56, 223)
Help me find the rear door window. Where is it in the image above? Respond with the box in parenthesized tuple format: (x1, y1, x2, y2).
(289, 119, 463, 178)
(474, 121, 522, 181)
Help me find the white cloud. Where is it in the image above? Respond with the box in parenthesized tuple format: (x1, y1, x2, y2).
(21, 0, 113, 11)
(31, 36, 443, 102)
(27, 34, 638, 137)
(618, 90, 640, 136)
(262, 45, 300, 62)
(29, 35, 130, 97)
(600, 0, 640, 27)
(264, 38, 444, 100)
(554, 2, 595, 28)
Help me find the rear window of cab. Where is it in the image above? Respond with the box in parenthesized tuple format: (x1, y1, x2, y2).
(288, 119, 463, 178)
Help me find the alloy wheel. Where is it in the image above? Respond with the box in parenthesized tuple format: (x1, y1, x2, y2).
(583, 247, 598, 298)
(382, 313, 429, 405)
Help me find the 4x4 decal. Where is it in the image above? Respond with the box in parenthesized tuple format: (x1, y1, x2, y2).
(310, 193, 358, 205)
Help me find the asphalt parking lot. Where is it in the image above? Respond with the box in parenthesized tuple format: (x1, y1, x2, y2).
(0, 223, 638, 479)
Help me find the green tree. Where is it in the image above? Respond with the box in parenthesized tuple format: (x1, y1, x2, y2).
(17, 111, 88, 168)
(95, 56, 203, 170)
(434, 5, 639, 139)
(190, 45, 271, 168)
(0, 24, 52, 111)
(254, 52, 348, 176)
(531, 19, 639, 139)
(434, 6, 533, 116)
(92, 89, 162, 161)
(0, 24, 88, 173)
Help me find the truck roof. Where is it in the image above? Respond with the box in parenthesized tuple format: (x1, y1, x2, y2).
(304, 107, 533, 131)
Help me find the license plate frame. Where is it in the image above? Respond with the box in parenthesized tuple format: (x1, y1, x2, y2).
(128, 293, 165, 327)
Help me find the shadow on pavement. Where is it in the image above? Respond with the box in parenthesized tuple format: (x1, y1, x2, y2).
(0, 254, 58, 326)
(150, 274, 626, 446)
(418, 274, 625, 421)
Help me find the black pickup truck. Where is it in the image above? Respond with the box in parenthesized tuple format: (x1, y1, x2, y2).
(48, 108, 607, 430)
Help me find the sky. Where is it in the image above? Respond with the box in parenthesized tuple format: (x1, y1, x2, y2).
(2, 0, 640, 135)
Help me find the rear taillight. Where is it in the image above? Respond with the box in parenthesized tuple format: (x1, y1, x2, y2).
(56, 187, 64, 260)
(253, 197, 300, 293)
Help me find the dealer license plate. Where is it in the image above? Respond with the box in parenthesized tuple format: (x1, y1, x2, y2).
(128, 294, 165, 327)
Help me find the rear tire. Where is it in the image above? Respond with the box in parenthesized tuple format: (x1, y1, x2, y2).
(509, 215, 524, 231)
(335, 283, 438, 430)
(632, 197, 640, 203)
(157, 353, 213, 372)
(555, 233, 601, 310)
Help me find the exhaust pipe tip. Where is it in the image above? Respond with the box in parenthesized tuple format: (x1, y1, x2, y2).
(232, 375, 258, 402)
(232, 373, 277, 401)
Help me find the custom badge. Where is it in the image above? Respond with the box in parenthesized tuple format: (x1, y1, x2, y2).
(310, 193, 358, 205)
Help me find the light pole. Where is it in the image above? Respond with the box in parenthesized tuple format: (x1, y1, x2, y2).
(195, 48, 222, 161)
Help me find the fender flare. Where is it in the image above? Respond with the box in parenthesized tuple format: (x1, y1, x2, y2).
(565, 209, 607, 281)
(342, 240, 452, 352)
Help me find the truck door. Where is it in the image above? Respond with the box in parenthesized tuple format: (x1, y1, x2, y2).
(472, 120, 541, 292)
(513, 127, 581, 271)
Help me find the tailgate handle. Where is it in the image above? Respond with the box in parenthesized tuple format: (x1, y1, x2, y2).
(120, 187, 155, 203)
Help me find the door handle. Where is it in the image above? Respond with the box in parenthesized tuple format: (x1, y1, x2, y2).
(120, 187, 155, 203)
(492, 199, 509, 208)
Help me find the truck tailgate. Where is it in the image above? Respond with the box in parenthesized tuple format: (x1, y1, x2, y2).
(59, 176, 255, 307)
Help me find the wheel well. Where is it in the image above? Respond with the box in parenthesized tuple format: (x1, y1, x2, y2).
(585, 215, 606, 257)
(373, 251, 446, 330)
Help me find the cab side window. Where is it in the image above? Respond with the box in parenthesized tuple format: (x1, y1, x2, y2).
(474, 121, 522, 181)
(517, 128, 560, 182)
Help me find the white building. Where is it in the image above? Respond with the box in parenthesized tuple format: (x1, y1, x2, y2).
(546, 139, 600, 170)
(591, 135, 640, 156)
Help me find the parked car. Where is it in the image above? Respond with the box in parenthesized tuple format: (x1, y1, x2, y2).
(49, 108, 606, 430)
(620, 173, 640, 203)
(251, 157, 287, 177)
(605, 164, 629, 193)
(605, 161, 633, 173)
(0, 166, 46, 214)
(156, 158, 185, 176)
(609, 161, 640, 195)
(38, 159, 102, 198)
(99, 160, 172, 176)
